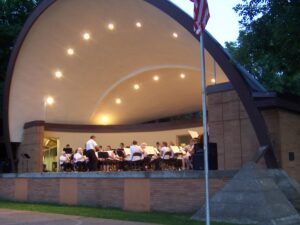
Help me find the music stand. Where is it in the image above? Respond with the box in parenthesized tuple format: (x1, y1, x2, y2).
(63, 148, 73, 154)
(98, 152, 109, 159)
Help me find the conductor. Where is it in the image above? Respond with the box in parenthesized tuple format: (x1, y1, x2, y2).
(85, 135, 99, 171)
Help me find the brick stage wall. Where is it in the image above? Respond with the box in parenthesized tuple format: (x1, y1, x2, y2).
(262, 109, 300, 182)
(207, 89, 261, 170)
(0, 173, 232, 213)
(17, 125, 44, 172)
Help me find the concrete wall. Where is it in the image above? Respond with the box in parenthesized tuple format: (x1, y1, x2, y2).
(207, 89, 261, 170)
(262, 109, 300, 181)
(0, 172, 232, 213)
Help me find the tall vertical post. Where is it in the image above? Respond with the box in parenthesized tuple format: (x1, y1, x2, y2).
(200, 34, 210, 225)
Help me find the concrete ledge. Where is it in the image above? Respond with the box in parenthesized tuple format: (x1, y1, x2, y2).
(0, 170, 237, 179)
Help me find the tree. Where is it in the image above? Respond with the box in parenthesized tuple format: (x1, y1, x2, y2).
(0, 0, 40, 82)
(226, 0, 300, 95)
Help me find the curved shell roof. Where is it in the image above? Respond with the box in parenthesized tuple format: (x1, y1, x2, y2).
(9, 0, 230, 142)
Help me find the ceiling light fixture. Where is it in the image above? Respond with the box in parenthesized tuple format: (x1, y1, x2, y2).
(83, 32, 90, 40)
(54, 70, 62, 78)
(211, 78, 216, 83)
(67, 48, 74, 55)
(173, 32, 178, 38)
(101, 115, 109, 124)
(45, 96, 54, 106)
(108, 23, 115, 30)
(136, 22, 142, 28)
(134, 84, 140, 90)
(180, 73, 186, 79)
(115, 98, 122, 104)
(153, 75, 159, 81)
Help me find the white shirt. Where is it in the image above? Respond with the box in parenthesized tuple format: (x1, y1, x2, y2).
(130, 145, 142, 161)
(59, 155, 68, 165)
(74, 153, 84, 162)
(86, 139, 98, 151)
(161, 146, 171, 159)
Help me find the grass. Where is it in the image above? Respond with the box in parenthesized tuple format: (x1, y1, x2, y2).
(0, 200, 237, 225)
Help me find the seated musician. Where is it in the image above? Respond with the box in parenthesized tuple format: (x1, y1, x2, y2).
(191, 135, 204, 170)
(116, 142, 126, 159)
(73, 147, 87, 171)
(140, 142, 147, 159)
(129, 140, 142, 161)
(108, 150, 122, 161)
(161, 141, 172, 159)
(63, 144, 73, 155)
(182, 139, 194, 170)
(106, 145, 112, 151)
(149, 142, 161, 170)
(115, 142, 127, 171)
(118, 142, 125, 150)
(155, 142, 161, 152)
(59, 151, 72, 171)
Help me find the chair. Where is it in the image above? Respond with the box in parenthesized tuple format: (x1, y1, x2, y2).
(116, 149, 126, 158)
(174, 153, 183, 170)
(115, 149, 128, 171)
(130, 152, 143, 170)
(98, 152, 109, 171)
(143, 155, 153, 170)
(161, 151, 173, 170)
(74, 161, 87, 172)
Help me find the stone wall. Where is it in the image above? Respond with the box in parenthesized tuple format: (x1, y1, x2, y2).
(207, 89, 260, 170)
(262, 109, 300, 182)
(0, 172, 233, 213)
(17, 124, 45, 172)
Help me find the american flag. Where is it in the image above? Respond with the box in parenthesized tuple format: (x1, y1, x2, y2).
(191, 0, 210, 35)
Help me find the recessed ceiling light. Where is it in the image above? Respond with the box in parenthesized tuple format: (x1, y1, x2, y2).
(54, 70, 62, 78)
(108, 23, 115, 30)
(211, 78, 216, 83)
(115, 98, 122, 104)
(173, 32, 178, 38)
(45, 96, 54, 105)
(153, 75, 159, 81)
(180, 73, 186, 79)
(136, 22, 142, 28)
(134, 84, 140, 90)
(101, 115, 109, 124)
(67, 48, 74, 55)
(83, 32, 90, 40)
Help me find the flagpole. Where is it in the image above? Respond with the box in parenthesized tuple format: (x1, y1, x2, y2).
(199, 33, 211, 225)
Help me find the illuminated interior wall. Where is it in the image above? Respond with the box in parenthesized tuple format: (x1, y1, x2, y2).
(45, 126, 203, 153)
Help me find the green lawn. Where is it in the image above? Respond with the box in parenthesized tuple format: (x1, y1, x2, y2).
(0, 200, 236, 225)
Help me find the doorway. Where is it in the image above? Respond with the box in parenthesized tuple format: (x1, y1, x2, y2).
(43, 137, 59, 172)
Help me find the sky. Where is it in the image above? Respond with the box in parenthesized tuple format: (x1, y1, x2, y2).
(169, 0, 242, 46)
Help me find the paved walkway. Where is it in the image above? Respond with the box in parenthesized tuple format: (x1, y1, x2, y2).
(0, 209, 159, 225)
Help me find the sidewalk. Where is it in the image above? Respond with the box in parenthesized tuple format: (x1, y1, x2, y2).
(0, 209, 159, 225)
